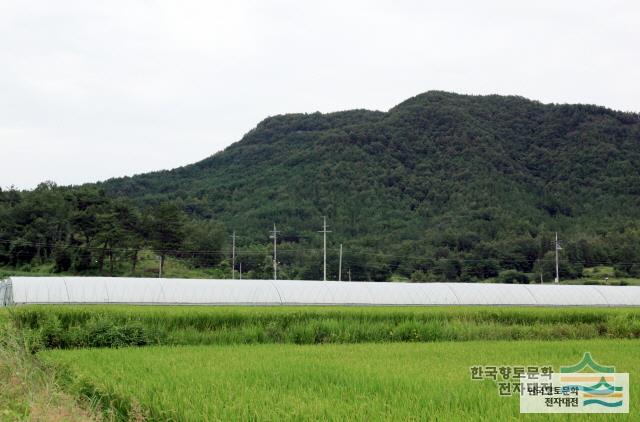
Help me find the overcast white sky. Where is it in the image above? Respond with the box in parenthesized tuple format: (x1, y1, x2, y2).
(1, 0, 639, 189)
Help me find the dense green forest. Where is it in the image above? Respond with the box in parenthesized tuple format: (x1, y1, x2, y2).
(2, 91, 640, 282)
(0, 184, 227, 277)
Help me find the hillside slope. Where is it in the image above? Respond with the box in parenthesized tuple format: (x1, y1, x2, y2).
(98, 91, 640, 280)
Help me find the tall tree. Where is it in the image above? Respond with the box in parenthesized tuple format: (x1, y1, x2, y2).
(182, 219, 226, 268)
(148, 203, 185, 277)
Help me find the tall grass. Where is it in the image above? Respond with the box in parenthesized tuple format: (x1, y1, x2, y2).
(10, 305, 640, 349)
(0, 311, 98, 420)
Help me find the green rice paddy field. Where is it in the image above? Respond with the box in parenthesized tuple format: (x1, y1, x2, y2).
(43, 339, 638, 421)
(3, 306, 639, 420)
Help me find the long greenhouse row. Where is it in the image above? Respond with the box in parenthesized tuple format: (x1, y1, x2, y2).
(2, 277, 640, 306)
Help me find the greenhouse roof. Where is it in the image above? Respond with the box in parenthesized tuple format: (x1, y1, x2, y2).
(2, 277, 640, 306)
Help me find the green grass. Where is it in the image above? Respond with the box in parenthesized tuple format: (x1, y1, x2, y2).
(578, 266, 640, 286)
(0, 265, 56, 280)
(0, 311, 96, 421)
(12, 305, 640, 350)
(584, 266, 616, 278)
(42, 339, 640, 421)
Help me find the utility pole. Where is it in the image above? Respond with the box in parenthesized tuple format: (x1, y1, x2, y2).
(269, 223, 280, 280)
(338, 243, 343, 282)
(318, 216, 331, 281)
(348, 268, 351, 282)
(231, 231, 236, 280)
(158, 256, 162, 279)
(554, 232, 561, 284)
(239, 263, 242, 280)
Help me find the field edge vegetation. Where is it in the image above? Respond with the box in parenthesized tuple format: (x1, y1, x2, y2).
(9, 305, 640, 350)
(0, 311, 99, 421)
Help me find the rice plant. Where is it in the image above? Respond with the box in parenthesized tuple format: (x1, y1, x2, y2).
(41, 339, 640, 421)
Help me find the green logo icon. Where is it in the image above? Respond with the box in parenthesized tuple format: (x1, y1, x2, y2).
(560, 352, 615, 373)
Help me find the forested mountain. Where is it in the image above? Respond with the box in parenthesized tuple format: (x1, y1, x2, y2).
(3, 91, 640, 282)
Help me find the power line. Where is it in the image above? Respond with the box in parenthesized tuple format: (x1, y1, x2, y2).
(1, 238, 640, 267)
(23, 249, 633, 283)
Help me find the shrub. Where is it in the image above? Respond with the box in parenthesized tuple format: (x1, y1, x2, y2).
(497, 270, 530, 284)
(39, 315, 65, 348)
(30, 316, 156, 350)
(613, 280, 629, 286)
(53, 243, 72, 273)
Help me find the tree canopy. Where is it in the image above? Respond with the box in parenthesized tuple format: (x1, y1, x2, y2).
(3, 91, 640, 281)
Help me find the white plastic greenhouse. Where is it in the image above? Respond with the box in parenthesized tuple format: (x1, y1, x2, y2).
(1, 277, 640, 306)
